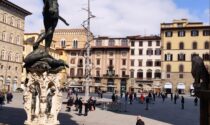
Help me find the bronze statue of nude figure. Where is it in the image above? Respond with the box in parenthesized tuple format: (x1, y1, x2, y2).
(33, 0, 69, 51)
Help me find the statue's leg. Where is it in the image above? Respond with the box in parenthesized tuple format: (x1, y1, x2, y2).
(33, 32, 46, 50)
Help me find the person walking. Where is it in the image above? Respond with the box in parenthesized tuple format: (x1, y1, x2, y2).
(129, 93, 133, 104)
(171, 93, 173, 101)
(145, 96, 149, 110)
(84, 101, 89, 116)
(162, 94, 165, 102)
(194, 97, 198, 106)
(112, 93, 116, 103)
(66, 96, 74, 112)
(140, 94, 145, 104)
(0, 92, 3, 109)
(174, 94, 177, 104)
(134, 92, 137, 100)
(136, 116, 145, 125)
(181, 96, 184, 109)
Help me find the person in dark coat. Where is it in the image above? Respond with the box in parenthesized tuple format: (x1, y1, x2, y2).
(84, 102, 89, 116)
(78, 97, 83, 115)
(112, 93, 116, 103)
(145, 96, 149, 110)
(174, 95, 177, 104)
(74, 97, 79, 111)
(136, 116, 145, 125)
(134, 92, 137, 100)
(181, 96, 184, 109)
(0, 93, 3, 109)
(194, 97, 198, 106)
(170, 93, 173, 101)
(162, 94, 165, 102)
(129, 93, 133, 104)
(125, 92, 128, 101)
(66, 97, 74, 112)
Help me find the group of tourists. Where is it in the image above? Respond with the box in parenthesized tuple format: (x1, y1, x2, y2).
(66, 89, 96, 116)
(0, 91, 13, 109)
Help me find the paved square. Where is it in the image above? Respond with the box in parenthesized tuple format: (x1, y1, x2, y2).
(0, 93, 199, 125)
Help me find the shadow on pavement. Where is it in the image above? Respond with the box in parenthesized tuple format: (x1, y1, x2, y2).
(0, 106, 79, 125)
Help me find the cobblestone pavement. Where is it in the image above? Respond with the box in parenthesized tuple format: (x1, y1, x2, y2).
(0, 93, 199, 125)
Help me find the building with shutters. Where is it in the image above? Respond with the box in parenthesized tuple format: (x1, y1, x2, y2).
(161, 19, 210, 94)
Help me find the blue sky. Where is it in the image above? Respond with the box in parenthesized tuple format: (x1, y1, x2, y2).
(10, 0, 210, 36)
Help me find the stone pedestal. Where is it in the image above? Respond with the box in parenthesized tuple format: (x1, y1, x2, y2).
(23, 71, 63, 125)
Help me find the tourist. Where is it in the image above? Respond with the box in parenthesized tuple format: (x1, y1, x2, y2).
(112, 93, 116, 103)
(125, 92, 128, 101)
(136, 116, 145, 125)
(84, 101, 89, 116)
(66, 96, 74, 112)
(6, 92, 13, 104)
(194, 97, 198, 106)
(174, 94, 177, 104)
(152, 92, 156, 102)
(145, 96, 149, 110)
(181, 96, 184, 109)
(134, 92, 137, 100)
(120, 92, 123, 98)
(0, 92, 3, 109)
(162, 93, 165, 102)
(170, 93, 173, 101)
(78, 97, 83, 115)
(140, 94, 145, 104)
(74, 96, 79, 111)
(129, 92, 133, 104)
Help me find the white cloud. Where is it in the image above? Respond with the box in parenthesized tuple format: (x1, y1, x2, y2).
(10, 0, 201, 36)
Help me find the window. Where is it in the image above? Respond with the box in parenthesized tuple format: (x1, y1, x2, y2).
(77, 69, 83, 77)
(138, 60, 142, 66)
(191, 30, 199, 36)
(96, 70, 100, 77)
(139, 49, 143, 55)
(131, 60, 134, 66)
(131, 49, 135, 55)
(166, 42, 171, 50)
(178, 30, 185, 37)
(165, 31, 173, 37)
(15, 67, 18, 71)
(165, 54, 173, 61)
(177, 23, 183, 27)
(122, 59, 126, 65)
(179, 74, 183, 78)
(179, 64, 184, 72)
(16, 35, 20, 44)
(131, 41, 135, 47)
(156, 41, 160, 46)
(137, 70, 143, 79)
(8, 52, 12, 61)
(71, 52, 76, 56)
(2, 32, 6, 41)
(78, 59, 83, 66)
(73, 40, 78, 48)
(155, 49, 161, 55)
(70, 58, 75, 64)
(9, 33, 13, 43)
(204, 41, 209, 49)
(121, 39, 128, 46)
(10, 17, 14, 26)
(130, 70, 134, 78)
(203, 53, 209, 61)
(3, 13, 7, 23)
(96, 39, 102, 46)
(96, 59, 100, 65)
(191, 53, 199, 60)
(146, 49, 153, 55)
(178, 53, 186, 61)
(166, 65, 171, 72)
(122, 71, 126, 77)
(17, 19, 20, 28)
(192, 42, 197, 49)
(70, 68, 75, 76)
(155, 60, 161, 66)
(154, 70, 161, 78)
(148, 41, 152, 46)
(146, 60, 153, 67)
(60, 39, 66, 48)
(179, 42, 184, 49)
(203, 30, 210, 36)
(15, 54, 19, 62)
(146, 70, 152, 79)
(1, 50, 5, 60)
(109, 59, 113, 66)
(167, 74, 170, 78)
(109, 39, 115, 46)
(109, 52, 114, 56)
(139, 41, 143, 46)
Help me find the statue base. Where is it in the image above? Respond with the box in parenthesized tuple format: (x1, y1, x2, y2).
(23, 71, 63, 125)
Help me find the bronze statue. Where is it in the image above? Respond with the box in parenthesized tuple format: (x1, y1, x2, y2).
(33, 0, 69, 51)
(191, 55, 209, 95)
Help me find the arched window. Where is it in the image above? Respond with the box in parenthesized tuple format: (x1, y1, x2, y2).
(10, 17, 14, 25)
(179, 64, 184, 72)
(16, 35, 20, 44)
(2, 31, 6, 41)
(15, 53, 19, 62)
(8, 51, 12, 61)
(179, 42, 184, 50)
(73, 40, 78, 48)
(3, 13, 7, 23)
(17, 19, 20, 28)
(192, 42, 197, 49)
(203, 53, 209, 61)
(204, 41, 209, 49)
(166, 42, 171, 50)
(60, 39, 66, 48)
(109, 39, 115, 46)
(146, 69, 152, 79)
(137, 69, 143, 79)
(9, 33, 13, 43)
(166, 64, 171, 72)
(154, 70, 161, 78)
(70, 68, 75, 77)
(1, 50, 5, 60)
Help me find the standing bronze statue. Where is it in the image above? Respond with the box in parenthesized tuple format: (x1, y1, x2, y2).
(33, 0, 69, 51)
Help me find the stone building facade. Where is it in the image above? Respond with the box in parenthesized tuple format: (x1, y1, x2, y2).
(161, 19, 210, 94)
(128, 35, 162, 93)
(0, 0, 31, 92)
(91, 37, 130, 93)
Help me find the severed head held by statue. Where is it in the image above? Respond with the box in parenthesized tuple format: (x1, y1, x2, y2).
(24, 0, 69, 73)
